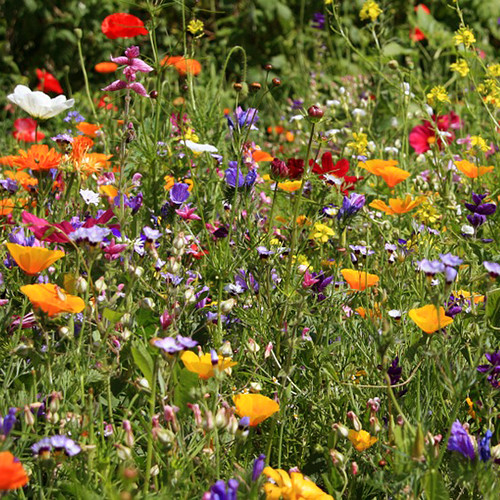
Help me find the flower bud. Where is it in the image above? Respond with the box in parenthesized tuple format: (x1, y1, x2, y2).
(272, 78, 281, 87)
(264, 64, 273, 71)
(250, 82, 261, 92)
(233, 82, 243, 92)
(220, 298, 236, 314)
(347, 411, 362, 431)
(308, 105, 324, 119)
(333, 422, 349, 438)
(220, 341, 233, 357)
(115, 444, 132, 461)
(24, 406, 35, 427)
(351, 461, 358, 476)
(330, 449, 345, 465)
(150, 90, 158, 99)
(270, 158, 289, 180)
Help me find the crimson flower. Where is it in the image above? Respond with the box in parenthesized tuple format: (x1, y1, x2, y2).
(287, 158, 304, 180)
(409, 112, 460, 154)
(36, 69, 63, 94)
(13, 118, 45, 142)
(101, 13, 148, 39)
(310, 152, 349, 179)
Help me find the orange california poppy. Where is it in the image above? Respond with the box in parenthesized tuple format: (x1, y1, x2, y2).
(252, 150, 274, 162)
(359, 159, 410, 188)
(20, 283, 85, 317)
(277, 180, 302, 192)
(180, 351, 237, 379)
(454, 160, 494, 179)
(0, 199, 15, 216)
(348, 429, 378, 451)
(370, 195, 425, 215)
(95, 62, 119, 73)
(13, 144, 62, 171)
(233, 393, 279, 426)
(161, 56, 201, 76)
(0, 451, 29, 490)
(0, 155, 19, 166)
(408, 304, 453, 334)
(76, 122, 102, 138)
(341, 269, 379, 291)
(7, 243, 65, 275)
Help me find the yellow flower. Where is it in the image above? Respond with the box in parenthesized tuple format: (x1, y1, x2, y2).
(415, 202, 440, 227)
(180, 351, 237, 379)
(347, 132, 368, 156)
(450, 59, 469, 77)
(408, 304, 453, 334)
(454, 26, 476, 48)
(359, 1, 382, 22)
(487, 64, 500, 77)
(187, 19, 204, 38)
(453, 290, 484, 304)
(263, 466, 334, 500)
(426, 86, 450, 106)
(278, 180, 302, 192)
(466, 397, 476, 419)
(7, 243, 65, 275)
(309, 222, 335, 243)
(233, 394, 279, 426)
(469, 136, 490, 153)
(348, 429, 378, 451)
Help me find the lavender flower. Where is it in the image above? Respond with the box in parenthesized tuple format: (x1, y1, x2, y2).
(0, 407, 17, 437)
(153, 335, 198, 354)
(477, 351, 500, 388)
(416, 259, 445, 276)
(70, 226, 111, 244)
(484, 261, 500, 278)
(311, 12, 326, 30)
(50, 435, 81, 456)
(447, 420, 475, 459)
(252, 454, 266, 481)
(203, 479, 239, 500)
(170, 183, 191, 205)
(337, 193, 365, 220)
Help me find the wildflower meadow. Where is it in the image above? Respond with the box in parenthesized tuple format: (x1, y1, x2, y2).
(1, 0, 500, 498)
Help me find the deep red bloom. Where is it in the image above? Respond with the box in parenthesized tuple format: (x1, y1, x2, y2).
(340, 175, 363, 195)
(414, 4, 430, 14)
(310, 152, 349, 179)
(97, 94, 118, 111)
(187, 243, 208, 260)
(101, 13, 148, 39)
(13, 118, 45, 142)
(36, 69, 63, 94)
(409, 112, 460, 154)
(410, 27, 425, 42)
(287, 158, 304, 180)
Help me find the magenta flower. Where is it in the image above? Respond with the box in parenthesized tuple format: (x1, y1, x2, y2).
(176, 204, 202, 221)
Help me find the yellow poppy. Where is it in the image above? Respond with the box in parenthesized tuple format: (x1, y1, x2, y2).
(233, 393, 279, 426)
(7, 243, 65, 275)
(277, 181, 302, 192)
(453, 290, 484, 304)
(263, 466, 333, 500)
(348, 429, 378, 451)
(341, 269, 379, 291)
(180, 351, 237, 380)
(408, 304, 453, 334)
(20, 283, 85, 317)
(454, 160, 494, 179)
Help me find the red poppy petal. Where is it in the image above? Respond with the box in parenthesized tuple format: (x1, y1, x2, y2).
(101, 13, 148, 39)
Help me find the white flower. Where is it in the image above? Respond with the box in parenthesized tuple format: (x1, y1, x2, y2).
(289, 114, 304, 122)
(7, 85, 74, 120)
(80, 189, 100, 206)
(180, 139, 218, 154)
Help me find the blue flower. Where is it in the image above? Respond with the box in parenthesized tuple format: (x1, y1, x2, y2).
(205, 479, 239, 500)
(337, 193, 365, 220)
(447, 420, 475, 460)
(252, 454, 266, 481)
(0, 407, 17, 437)
(479, 430, 493, 462)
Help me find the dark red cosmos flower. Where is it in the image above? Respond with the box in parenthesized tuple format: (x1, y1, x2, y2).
(310, 152, 349, 179)
(13, 118, 45, 142)
(409, 112, 461, 154)
(36, 69, 63, 94)
(287, 158, 304, 180)
(101, 13, 148, 39)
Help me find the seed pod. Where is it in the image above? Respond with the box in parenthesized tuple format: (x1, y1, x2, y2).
(250, 82, 261, 92)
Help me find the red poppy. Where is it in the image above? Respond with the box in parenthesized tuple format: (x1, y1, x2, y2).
(101, 13, 148, 39)
(340, 175, 363, 195)
(36, 69, 63, 94)
(410, 27, 426, 42)
(13, 118, 45, 142)
(287, 158, 304, 180)
(414, 4, 430, 14)
(97, 94, 118, 112)
(187, 243, 208, 259)
(310, 152, 349, 179)
(409, 112, 460, 154)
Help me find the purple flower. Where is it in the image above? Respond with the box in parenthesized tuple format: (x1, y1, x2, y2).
(439, 253, 463, 267)
(311, 12, 326, 30)
(70, 226, 111, 244)
(444, 266, 458, 284)
(337, 193, 365, 220)
(111, 46, 154, 74)
(447, 420, 475, 460)
(143, 226, 162, 242)
(0, 407, 17, 437)
(479, 430, 493, 461)
(154, 335, 198, 354)
(9, 227, 35, 246)
(257, 246, 274, 258)
(465, 193, 496, 227)
(416, 259, 445, 276)
(225, 163, 256, 189)
(204, 479, 239, 500)
(50, 435, 81, 456)
(227, 106, 259, 132)
(32, 437, 52, 456)
(170, 183, 190, 205)
(0, 178, 18, 193)
(387, 357, 402, 385)
(484, 261, 500, 278)
(234, 269, 259, 293)
(252, 454, 266, 481)
(477, 351, 500, 388)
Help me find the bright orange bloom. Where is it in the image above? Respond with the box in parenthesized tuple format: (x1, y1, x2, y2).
(233, 393, 279, 426)
(0, 451, 29, 490)
(370, 195, 425, 215)
(70, 136, 112, 175)
(94, 62, 118, 73)
(4, 170, 38, 191)
(348, 429, 378, 451)
(341, 269, 379, 291)
(76, 122, 102, 138)
(0, 155, 19, 166)
(0, 199, 15, 216)
(454, 160, 494, 178)
(161, 56, 201, 76)
(277, 180, 302, 192)
(7, 243, 65, 275)
(252, 150, 274, 162)
(13, 144, 61, 171)
(408, 304, 453, 334)
(180, 351, 237, 379)
(20, 283, 85, 317)
(263, 466, 333, 500)
(359, 159, 411, 188)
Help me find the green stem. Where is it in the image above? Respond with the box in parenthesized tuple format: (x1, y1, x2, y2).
(143, 356, 158, 495)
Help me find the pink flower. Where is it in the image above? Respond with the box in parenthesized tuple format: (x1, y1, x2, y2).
(176, 204, 201, 221)
(111, 46, 153, 74)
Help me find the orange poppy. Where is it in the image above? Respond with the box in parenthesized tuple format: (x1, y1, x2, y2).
(180, 351, 237, 379)
(7, 243, 65, 275)
(161, 56, 201, 76)
(341, 269, 379, 291)
(233, 393, 279, 426)
(13, 144, 62, 171)
(408, 304, 453, 334)
(0, 451, 29, 490)
(76, 122, 102, 138)
(94, 62, 118, 73)
(454, 160, 494, 178)
(370, 195, 425, 215)
(359, 159, 411, 188)
(20, 283, 85, 317)
(0, 155, 19, 166)
(252, 150, 274, 162)
(277, 180, 302, 192)
(348, 429, 378, 451)
(70, 136, 112, 175)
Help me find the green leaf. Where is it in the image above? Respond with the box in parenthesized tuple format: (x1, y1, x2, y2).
(424, 469, 450, 500)
(486, 288, 500, 327)
(173, 368, 199, 413)
(382, 42, 412, 57)
(103, 308, 124, 325)
(131, 343, 154, 387)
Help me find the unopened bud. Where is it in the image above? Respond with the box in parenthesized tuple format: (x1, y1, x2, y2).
(308, 105, 324, 119)
(351, 461, 358, 476)
(250, 82, 261, 92)
(233, 82, 243, 92)
(347, 411, 362, 431)
(330, 449, 345, 465)
(220, 341, 233, 357)
(270, 158, 289, 180)
(115, 444, 132, 461)
(220, 298, 236, 314)
(333, 423, 349, 438)
(388, 59, 399, 69)
(24, 406, 35, 427)
(272, 78, 281, 87)
(150, 90, 158, 99)
(264, 64, 273, 71)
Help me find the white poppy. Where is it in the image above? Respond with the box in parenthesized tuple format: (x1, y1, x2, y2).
(7, 85, 75, 120)
(180, 139, 218, 154)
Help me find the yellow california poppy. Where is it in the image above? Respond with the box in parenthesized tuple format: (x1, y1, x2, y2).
(408, 304, 453, 334)
(7, 243, 65, 275)
(348, 429, 378, 451)
(233, 393, 279, 426)
(454, 160, 494, 179)
(180, 351, 237, 379)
